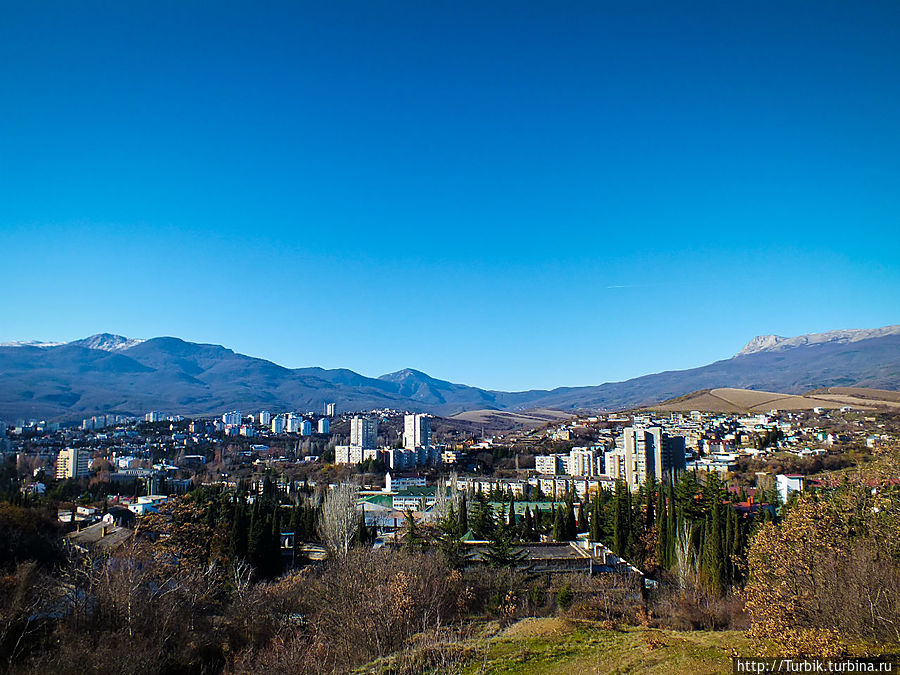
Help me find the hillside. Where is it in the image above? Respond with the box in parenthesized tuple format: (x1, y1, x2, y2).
(645, 387, 893, 413)
(360, 619, 751, 675)
(1, 325, 899, 421)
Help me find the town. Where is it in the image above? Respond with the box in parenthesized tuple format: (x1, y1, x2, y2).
(5, 401, 894, 546)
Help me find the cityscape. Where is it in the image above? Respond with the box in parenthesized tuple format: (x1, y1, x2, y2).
(2, 1, 900, 674)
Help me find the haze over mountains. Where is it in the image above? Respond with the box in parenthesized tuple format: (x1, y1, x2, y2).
(1, 326, 898, 422)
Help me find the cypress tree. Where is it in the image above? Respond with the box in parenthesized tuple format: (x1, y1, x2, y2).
(552, 505, 564, 542)
(267, 507, 283, 577)
(508, 496, 517, 529)
(589, 495, 602, 542)
(578, 501, 587, 533)
(523, 505, 534, 541)
(645, 477, 655, 529)
(231, 498, 249, 561)
(613, 480, 630, 556)
(656, 486, 668, 569)
(459, 493, 469, 533)
(700, 499, 725, 595)
(666, 481, 677, 568)
(565, 501, 576, 540)
(247, 499, 267, 570)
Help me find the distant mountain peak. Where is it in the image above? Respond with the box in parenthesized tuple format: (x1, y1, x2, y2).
(0, 340, 65, 348)
(379, 368, 435, 383)
(736, 325, 900, 357)
(70, 333, 145, 352)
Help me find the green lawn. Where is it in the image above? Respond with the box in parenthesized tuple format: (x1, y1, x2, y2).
(459, 619, 748, 675)
(358, 618, 751, 674)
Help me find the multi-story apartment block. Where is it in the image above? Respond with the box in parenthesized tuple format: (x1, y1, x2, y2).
(607, 424, 686, 490)
(350, 416, 378, 449)
(271, 415, 285, 434)
(403, 414, 431, 450)
(222, 411, 242, 426)
(317, 417, 330, 434)
(56, 448, 90, 479)
(257, 410, 271, 426)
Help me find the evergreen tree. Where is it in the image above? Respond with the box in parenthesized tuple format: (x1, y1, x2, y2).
(484, 527, 528, 569)
(656, 485, 669, 569)
(459, 493, 469, 533)
(507, 496, 517, 529)
(700, 498, 725, 595)
(522, 506, 535, 542)
(247, 499, 267, 571)
(666, 480, 677, 568)
(470, 491, 496, 539)
(230, 498, 249, 561)
(552, 505, 564, 542)
(266, 507, 283, 578)
(578, 501, 587, 533)
(613, 480, 630, 556)
(564, 501, 576, 541)
(645, 477, 655, 529)
(589, 495, 603, 542)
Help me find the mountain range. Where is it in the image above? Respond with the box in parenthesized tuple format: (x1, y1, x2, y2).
(1, 326, 898, 422)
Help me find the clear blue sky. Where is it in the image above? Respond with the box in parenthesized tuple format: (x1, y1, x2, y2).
(2, 1, 899, 391)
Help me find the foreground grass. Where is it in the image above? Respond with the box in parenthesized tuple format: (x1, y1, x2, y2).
(462, 619, 748, 675)
(359, 618, 751, 674)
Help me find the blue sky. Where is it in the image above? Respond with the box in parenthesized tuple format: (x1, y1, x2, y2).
(2, 1, 899, 391)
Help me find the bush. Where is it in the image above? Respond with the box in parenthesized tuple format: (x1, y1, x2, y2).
(556, 583, 574, 611)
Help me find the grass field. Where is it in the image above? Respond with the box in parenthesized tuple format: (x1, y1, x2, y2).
(359, 618, 751, 674)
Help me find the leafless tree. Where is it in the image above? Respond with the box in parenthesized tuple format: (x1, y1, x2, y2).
(675, 521, 697, 589)
(318, 483, 358, 556)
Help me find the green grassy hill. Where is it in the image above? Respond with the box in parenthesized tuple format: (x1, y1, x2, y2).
(358, 618, 750, 674)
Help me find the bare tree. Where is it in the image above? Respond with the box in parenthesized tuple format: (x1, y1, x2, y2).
(318, 483, 359, 556)
(675, 521, 697, 589)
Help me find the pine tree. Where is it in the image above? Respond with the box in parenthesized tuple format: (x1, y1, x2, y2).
(484, 527, 528, 568)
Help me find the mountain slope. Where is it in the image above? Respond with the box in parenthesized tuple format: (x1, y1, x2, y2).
(0, 326, 898, 421)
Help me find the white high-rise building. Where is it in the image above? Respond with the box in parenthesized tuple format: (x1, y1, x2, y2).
(145, 411, 163, 422)
(223, 411, 242, 426)
(568, 447, 598, 477)
(286, 413, 302, 433)
(403, 414, 431, 450)
(271, 415, 285, 434)
(325, 402, 336, 417)
(300, 419, 312, 436)
(56, 448, 90, 479)
(258, 410, 271, 426)
(350, 416, 378, 449)
(608, 424, 686, 490)
(318, 417, 330, 434)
